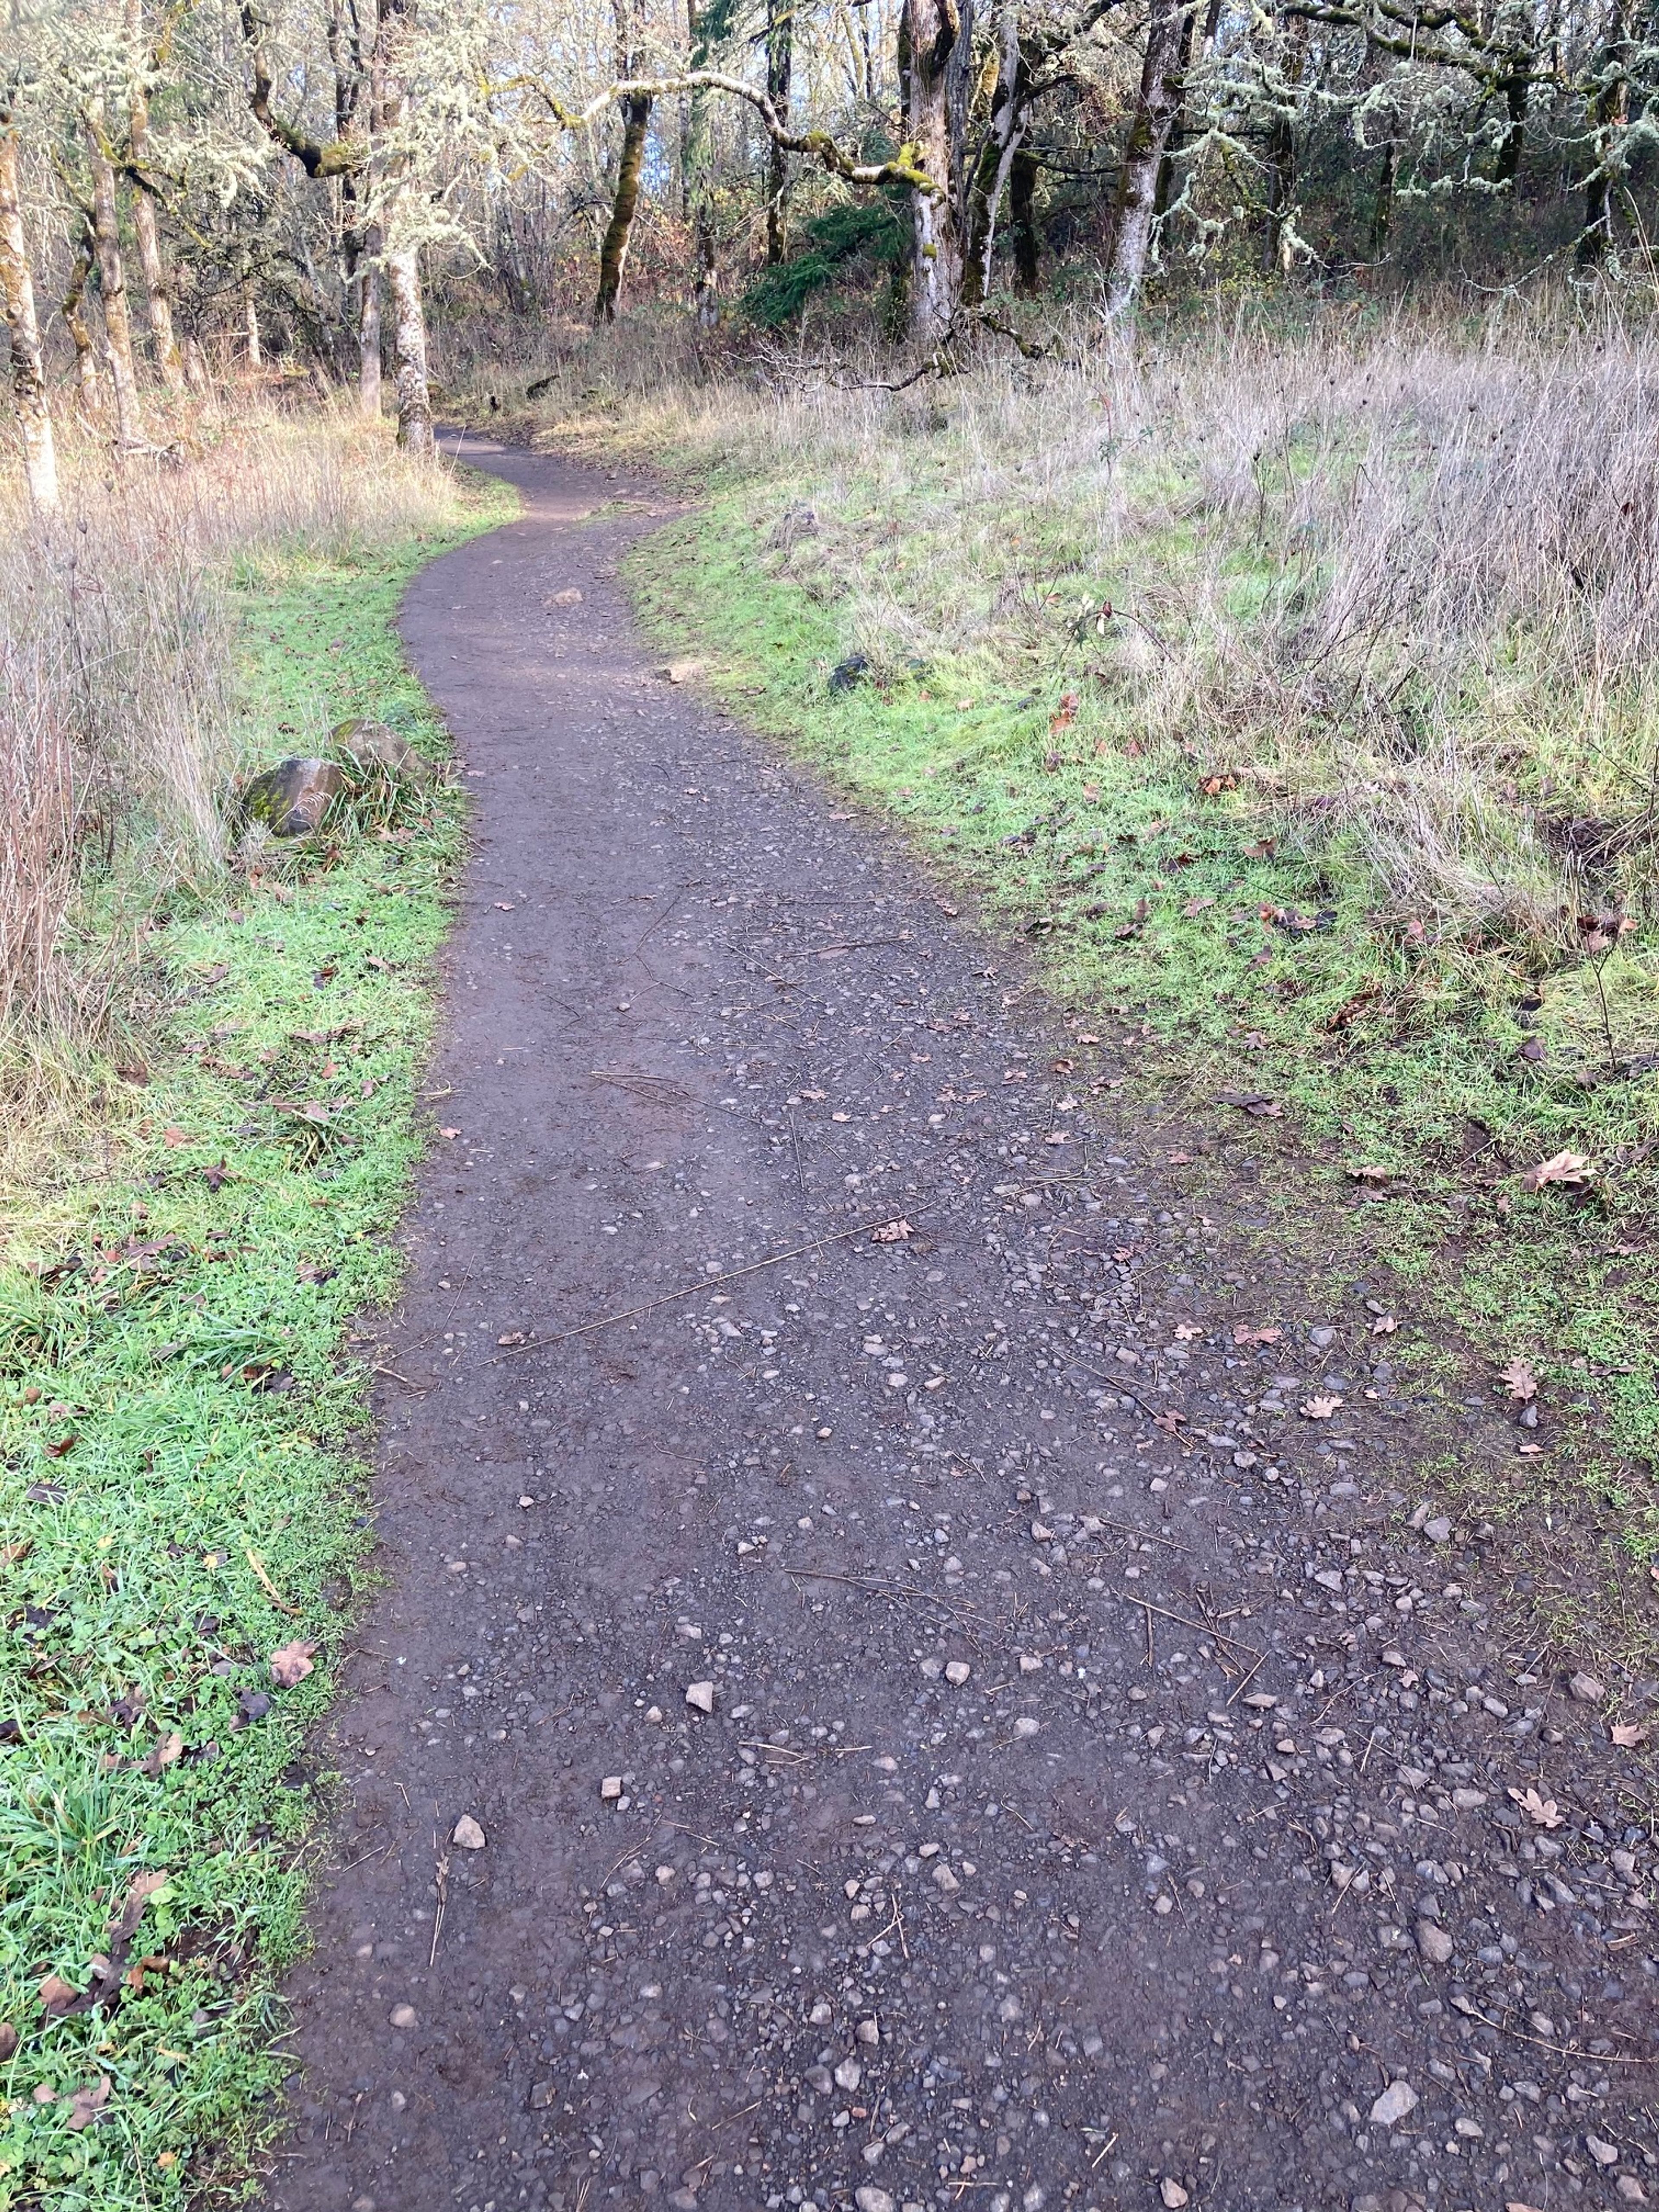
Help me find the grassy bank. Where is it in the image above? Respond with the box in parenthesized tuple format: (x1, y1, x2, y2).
(468, 304, 1659, 1652)
(0, 441, 511, 2208)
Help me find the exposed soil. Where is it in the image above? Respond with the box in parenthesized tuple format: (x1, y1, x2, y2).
(267, 440, 1659, 2212)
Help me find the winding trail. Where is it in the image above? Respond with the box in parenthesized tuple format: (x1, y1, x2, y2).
(269, 439, 1657, 2212)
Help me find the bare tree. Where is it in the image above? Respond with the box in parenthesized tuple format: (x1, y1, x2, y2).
(124, 0, 186, 392)
(0, 89, 57, 507)
(86, 101, 144, 445)
(1103, 0, 1192, 314)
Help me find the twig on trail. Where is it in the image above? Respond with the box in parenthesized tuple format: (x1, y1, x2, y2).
(373, 1364, 425, 1390)
(667, 1820, 722, 1848)
(1454, 1997, 1659, 2065)
(1090, 1512, 1192, 1554)
(633, 880, 696, 956)
(1123, 1594, 1262, 1672)
(429, 1850, 450, 1966)
(489, 1206, 937, 1358)
(601, 1823, 660, 1888)
(774, 1559, 990, 1632)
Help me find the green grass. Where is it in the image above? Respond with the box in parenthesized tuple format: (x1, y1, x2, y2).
(0, 470, 513, 2208)
(628, 482, 1659, 1619)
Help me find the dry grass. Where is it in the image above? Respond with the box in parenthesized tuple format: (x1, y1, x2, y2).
(0, 397, 474, 1041)
(490, 294, 1659, 969)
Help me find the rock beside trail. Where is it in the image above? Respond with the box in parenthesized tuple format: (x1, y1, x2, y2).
(242, 756, 343, 837)
(331, 717, 431, 780)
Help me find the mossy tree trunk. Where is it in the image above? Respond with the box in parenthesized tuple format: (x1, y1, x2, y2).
(86, 105, 144, 446)
(900, 0, 973, 344)
(1103, 0, 1190, 316)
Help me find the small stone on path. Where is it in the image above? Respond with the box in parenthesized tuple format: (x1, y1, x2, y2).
(451, 1814, 486, 1849)
(1416, 1920, 1454, 1964)
(685, 1680, 715, 1713)
(1370, 2079, 1419, 2128)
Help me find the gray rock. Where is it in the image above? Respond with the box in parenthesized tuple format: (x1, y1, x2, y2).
(1370, 2079, 1418, 2128)
(1421, 1515, 1453, 1545)
(1415, 1920, 1453, 1964)
(242, 756, 343, 837)
(1570, 1669, 1606, 1703)
(855, 2190, 895, 2212)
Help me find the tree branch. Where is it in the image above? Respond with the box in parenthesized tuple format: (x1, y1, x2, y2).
(524, 68, 937, 191)
(241, 0, 365, 177)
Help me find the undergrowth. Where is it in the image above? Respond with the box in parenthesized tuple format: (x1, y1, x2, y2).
(0, 464, 512, 2208)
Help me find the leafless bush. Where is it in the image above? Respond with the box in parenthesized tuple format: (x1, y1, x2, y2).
(0, 404, 470, 1040)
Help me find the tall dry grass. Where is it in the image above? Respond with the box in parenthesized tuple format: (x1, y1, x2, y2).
(0, 399, 470, 1038)
(494, 293, 1659, 959)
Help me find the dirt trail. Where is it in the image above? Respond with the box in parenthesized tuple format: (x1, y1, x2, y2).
(269, 440, 1658, 2212)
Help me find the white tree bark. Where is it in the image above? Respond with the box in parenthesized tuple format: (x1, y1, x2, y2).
(0, 117, 57, 509)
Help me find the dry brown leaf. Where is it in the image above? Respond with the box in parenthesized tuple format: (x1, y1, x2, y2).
(1347, 1164, 1392, 1183)
(1522, 1150, 1593, 1193)
(1508, 1785, 1564, 1829)
(1500, 1357, 1538, 1402)
(1370, 1314, 1398, 1335)
(269, 1638, 318, 1688)
(140, 1731, 183, 1777)
(1300, 1395, 1343, 1420)
(65, 2077, 111, 2132)
(1611, 1722, 1649, 1748)
(1173, 1322, 1202, 1340)
(1233, 1324, 1282, 1346)
(38, 1974, 81, 2014)
(871, 1218, 913, 1243)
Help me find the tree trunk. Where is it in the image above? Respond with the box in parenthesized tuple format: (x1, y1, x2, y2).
(684, 0, 735, 327)
(358, 223, 384, 416)
(1153, 0, 1198, 226)
(594, 94, 651, 321)
(86, 108, 144, 446)
(63, 226, 102, 419)
(962, 6, 1029, 308)
(1578, 0, 1632, 264)
(125, 0, 185, 393)
(1010, 145, 1040, 293)
(1370, 127, 1397, 259)
(385, 241, 432, 454)
(1492, 62, 1529, 187)
(764, 0, 793, 263)
(900, 0, 972, 344)
(0, 114, 57, 509)
(1103, 0, 1189, 315)
(244, 280, 262, 365)
(1261, 16, 1305, 276)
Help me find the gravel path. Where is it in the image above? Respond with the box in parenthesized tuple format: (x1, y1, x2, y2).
(268, 439, 1659, 2212)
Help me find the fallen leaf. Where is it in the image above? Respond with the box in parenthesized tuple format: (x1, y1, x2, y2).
(1242, 837, 1276, 859)
(1508, 1785, 1564, 1829)
(548, 588, 583, 606)
(45, 1435, 78, 1459)
(1611, 1722, 1649, 1748)
(439, 1126, 461, 1141)
(1347, 1164, 1392, 1183)
(1233, 1324, 1282, 1347)
(38, 1974, 81, 2014)
(0, 2023, 14, 2060)
(1522, 1150, 1593, 1193)
(1182, 896, 1216, 917)
(140, 1732, 183, 1777)
(269, 1638, 318, 1688)
(1220, 1092, 1282, 1118)
(1300, 1395, 1343, 1420)
(1500, 1357, 1538, 1402)
(65, 2077, 111, 2132)
(1173, 1322, 1202, 1340)
(162, 1126, 188, 1147)
(1166, 1149, 1194, 1165)
(871, 1218, 913, 1243)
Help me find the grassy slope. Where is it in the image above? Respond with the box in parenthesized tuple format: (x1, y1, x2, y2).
(0, 477, 512, 2209)
(628, 480, 1659, 1611)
